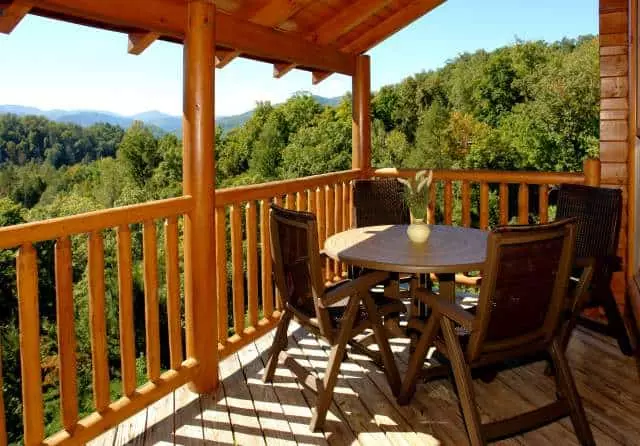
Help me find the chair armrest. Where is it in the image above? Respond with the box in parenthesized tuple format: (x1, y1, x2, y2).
(320, 270, 390, 308)
(414, 288, 475, 330)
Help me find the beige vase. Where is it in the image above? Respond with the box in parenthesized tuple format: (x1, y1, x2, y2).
(406, 217, 430, 243)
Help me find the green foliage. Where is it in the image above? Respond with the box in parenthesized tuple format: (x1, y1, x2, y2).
(0, 35, 600, 443)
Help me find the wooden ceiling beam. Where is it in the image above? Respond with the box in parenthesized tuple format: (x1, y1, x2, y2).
(342, 0, 444, 54)
(273, 0, 390, 81)
(313, 0, 392, 45)
(0, 0, 32, 34)
(273, 62, 296, 78)
(216, 49, 240, 68)
(219, 0, 313, 69)
(127, 31, 160, 55)
(312, 71, 333, 85)
(32, 0, 356, 75)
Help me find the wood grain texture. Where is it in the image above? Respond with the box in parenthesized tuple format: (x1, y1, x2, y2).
(55, 237, 78, 432)
(215, 206, 228, 344)
(143, 221, 161, 381)
(116, 226, 137, 396)
(260, 200, 273, 318)
(88, 231, 110, 412)
(324, 224, 487, 274)
(230, 204, 245, 335)
(164, 217, 183, 370)
(17, 244, 44, 445)
(246, 201, 259, 328)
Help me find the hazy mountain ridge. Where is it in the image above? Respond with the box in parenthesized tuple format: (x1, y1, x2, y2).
(0, 94, 342, 134)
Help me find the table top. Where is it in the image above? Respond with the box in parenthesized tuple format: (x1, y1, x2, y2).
(324, 224, 488, 274)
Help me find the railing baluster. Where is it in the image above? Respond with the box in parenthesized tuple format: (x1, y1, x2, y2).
(333, 183, 342, 280)
(272, 197, 282, 311)
(461, 181, 471, 227)
(0, 342, 7, 446)
(214, 207, 228, 344)
(164, 217, 183, 369)
(316, 187, 326, 272)
(246, 201, 258, 328)
(518, 183, 529, 224)
(88, 231, 110, 412)
(325, 185, 334, 282)
(285, 193, 294, 210)
(297, 190, 306, 211)
(230, 204, 245, 335)
(499, 183, 509, 225)
(308, 188, 316, 214)
(116, 226, 136, 396)
(539, 185, 549, 223)
(342, 182, 349, 275)
(143, 221, 161, 381)
(260, 200, 273, 317)
(17, 243, 44, 445)
(55, 237, 78, 432)
(428, 182, 436, 224)
(444, 181, 453, 225)
(480, 182, 489, 230)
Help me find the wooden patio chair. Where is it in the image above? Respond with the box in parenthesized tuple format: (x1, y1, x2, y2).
(263, 204, 402, 431)
(555, 183, 633, 356)
(398, 218, 595, 446)
(352, 178, 412, 330)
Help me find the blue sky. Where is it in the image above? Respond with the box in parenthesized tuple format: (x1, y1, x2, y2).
(0, 0, 597, 117)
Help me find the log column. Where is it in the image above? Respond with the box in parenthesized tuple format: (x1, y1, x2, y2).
(599, 0, 630, 303)
(183, 0, 217, 393)
(352, 55, 371, 173)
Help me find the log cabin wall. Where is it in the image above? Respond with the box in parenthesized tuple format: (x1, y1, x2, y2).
(599, 0, 634, 308)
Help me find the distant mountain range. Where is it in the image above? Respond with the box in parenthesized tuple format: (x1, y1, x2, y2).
(0, 94, 343, 134)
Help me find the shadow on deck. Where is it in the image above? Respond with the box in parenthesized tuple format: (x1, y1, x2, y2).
(89, 323, 639, 445)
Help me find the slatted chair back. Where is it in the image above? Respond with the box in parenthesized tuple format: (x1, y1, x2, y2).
(352, 178, 410, 227)
(556, 184, 621, 260)
(269, 204, 332, 337)
(466, 218, 576, 362)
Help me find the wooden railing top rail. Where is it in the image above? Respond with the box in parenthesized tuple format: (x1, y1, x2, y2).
(215, 169, 363, 206)
(373, 167, 586, 185)
(0, 196, 193, 250)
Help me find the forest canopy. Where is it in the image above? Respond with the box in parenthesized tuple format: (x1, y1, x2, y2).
(0, 35, 598, 444)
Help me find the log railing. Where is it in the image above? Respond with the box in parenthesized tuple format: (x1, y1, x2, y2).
(374, 159, 600, 229)
(0, 159, 602, 445)
(214, 169, 364, 357)
(0, 196, 196, 446)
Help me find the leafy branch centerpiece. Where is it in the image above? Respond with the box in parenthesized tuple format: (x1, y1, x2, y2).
(398, 170, 433, 243)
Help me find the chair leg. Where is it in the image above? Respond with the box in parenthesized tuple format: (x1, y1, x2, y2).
(362, 292, 401, 396)
(599, 289, 634, 356)
(441, 318, 484, 446)
(549, 340, 595, 446)
(263, 309, 293, 383)
(309, 296, 359, 432)
(398, 310, 441, 405)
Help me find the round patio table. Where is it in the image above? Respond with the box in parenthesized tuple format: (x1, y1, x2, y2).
(323, 224, 488, 277)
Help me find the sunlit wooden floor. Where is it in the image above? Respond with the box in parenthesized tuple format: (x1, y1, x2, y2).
(89, 323, 640, 445)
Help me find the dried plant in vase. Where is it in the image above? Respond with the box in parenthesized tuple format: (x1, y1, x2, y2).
(398, 170, 433, 243)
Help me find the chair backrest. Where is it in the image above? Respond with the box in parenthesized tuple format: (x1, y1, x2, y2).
(556, 184, 621, 260)
(466, 218, 576, 362)
(352, 178, 410, 227)
(269, 204, 332, 334)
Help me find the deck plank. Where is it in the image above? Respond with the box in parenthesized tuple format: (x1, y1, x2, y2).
(219, 352, 267, 445)
(97, 324, 640, 446)
(201, 385, 235, 445)
(254, 330, 331, 446)
(173, 384, 204, 445)
(143, 391, 175, 445)
(113, 405, 148, 446)
(236, 339, 298, 445)
(290, 325, 394, 446)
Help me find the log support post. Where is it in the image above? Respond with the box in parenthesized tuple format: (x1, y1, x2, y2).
(352, 55, 372, 175)
(583, 158, 601, 187)
(183, 0, 217, 393)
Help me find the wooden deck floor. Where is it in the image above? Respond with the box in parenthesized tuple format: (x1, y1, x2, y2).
(89, 323, 640, 445)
